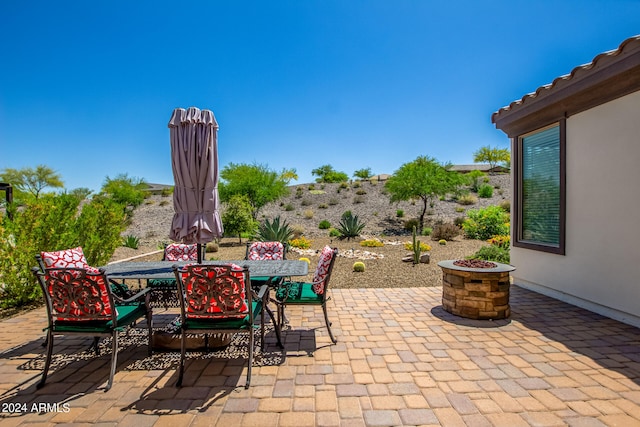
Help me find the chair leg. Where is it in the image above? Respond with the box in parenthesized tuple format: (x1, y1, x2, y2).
(146, 308, 153, 356)
(264, 305, 283, 349)
(37, 330, 54, 389)
(322, 303, 338, 344)
(176, 330, 186, 387)
(246, 329, 253, 389)
(106, 332, 118, 392)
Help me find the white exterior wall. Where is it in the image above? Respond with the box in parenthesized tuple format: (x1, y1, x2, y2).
(512, 89, 640, 327)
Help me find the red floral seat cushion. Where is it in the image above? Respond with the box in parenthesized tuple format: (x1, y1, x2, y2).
(247, 241, 284, 260)
(45, 268, 113, 321)
(181, 264, 248, 319)
(164, 243, 199, 261)
(312, 246, 335, 295)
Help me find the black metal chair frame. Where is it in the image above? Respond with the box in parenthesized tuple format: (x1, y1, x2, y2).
(173, 264, 268, 388)
(32, 266, 152, 391)
(275, 247, 339, 344)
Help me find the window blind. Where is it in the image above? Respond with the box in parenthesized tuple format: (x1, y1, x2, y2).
(521, 125, 560, 246)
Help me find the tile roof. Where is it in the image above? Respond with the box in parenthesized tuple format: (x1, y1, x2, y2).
(492, 34, 640, 125)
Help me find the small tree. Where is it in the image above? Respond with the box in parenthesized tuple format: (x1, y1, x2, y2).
(0, 164, 64, 199)
(353, 167, 373, 181)
(222, 194, 257, 243)
(100, 173, 147, 210)
(473, 146, 510, 173)
(219, 163, 290, 219)
(311, 164, 349, 183)
(385, 156, 466, 233)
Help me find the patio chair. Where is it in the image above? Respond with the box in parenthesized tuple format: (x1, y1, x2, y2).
(245, 241, 287, 288)
(36, 246, 133, 299)
(147, 243, 201, 308)
(32, 266, 152, 391)
(274, 246, 338, 344)
(173, 263, 267, 388)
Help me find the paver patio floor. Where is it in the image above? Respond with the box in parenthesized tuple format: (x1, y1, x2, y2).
(0, 285, 639, 426)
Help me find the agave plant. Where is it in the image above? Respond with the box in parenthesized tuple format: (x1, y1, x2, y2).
(336, 212, 366, 240)
(256, 216, 293, 243)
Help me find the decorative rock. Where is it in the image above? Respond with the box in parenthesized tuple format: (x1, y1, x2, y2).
(402, 253, 430, 263)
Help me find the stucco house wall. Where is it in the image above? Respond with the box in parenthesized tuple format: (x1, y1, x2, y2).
(512, 89, 640, 327)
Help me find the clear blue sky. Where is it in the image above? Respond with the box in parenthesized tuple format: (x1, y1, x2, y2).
(1, 1, 639, 192)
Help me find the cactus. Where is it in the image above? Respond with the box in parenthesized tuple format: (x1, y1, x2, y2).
(412, 226, 421, 265)
(353, 261, 366, 272)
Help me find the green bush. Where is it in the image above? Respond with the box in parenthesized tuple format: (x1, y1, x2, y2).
(328, 228, 341, 238)
(396, 209, 404, 218)
(462, 205, 510, 240)
(0, 193, 127, 309)
(478, 184, 494, 198)
(469, 245, 510, 264)
(421, 227, 432, 236)
(403, 218, 420, 231)
(457, 194, 477, 205)
(318, 220, 331, 229)
(284, 203, 294, 211)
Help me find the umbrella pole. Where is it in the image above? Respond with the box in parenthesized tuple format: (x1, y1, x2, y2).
(197, 243, 203, 263)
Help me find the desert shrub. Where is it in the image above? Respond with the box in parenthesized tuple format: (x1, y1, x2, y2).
(318, 204, 328, 209)
(462, 205, 510, 240)
(353, 195, 365, 204)
(421, 227, 432, 236)
(122, 235, 140, 249)
(289, 236, 312, 249)
(295, 187, 303, 198)
(457, 194, 477, 205)
(403, 241, 431, 252)
(499, 200, 510, 213)
(309, 190, 326, 195)
(431, 223, 460, 241)
(159, 200, 170, 206)
(353, 261, 365, 272)
(290, 224, 305, 238)
(256, 216, 293, 243)
(284, 203, 294, 211)
(396, 209, 404, 218)
(160, 186, 174, 197)
(341, 210, 352, 219)
(318, 220, 331, 229)
(403, 218, 420, 231)
(353, 181, 361, 188)
(301, 198, 311, 206)
(339, 182, 349, 189)
(328, 228, 341, 237)
(303, 209, 314, 219)
(455, 206, 465, 213)
(308, 184, 315, 190)
(478, 184, 494, 198)
(469, 245, 510, 264)
(360, 239, 384, 247)
(0, 193, 127, 309)
(328, 198, 339, 206)
(336, 212, 366, 240)
(205, 242, 219, 253)
(355, 189, 367, 195)
(454, 216, 466, 228)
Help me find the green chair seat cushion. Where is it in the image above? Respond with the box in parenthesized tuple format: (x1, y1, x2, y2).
(148, 278, 178, 288)
(179, 300, 262, 330)
(52, 303, 147, 333)
(275, 282, 323, 304)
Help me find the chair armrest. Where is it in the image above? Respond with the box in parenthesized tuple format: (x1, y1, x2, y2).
(113, 287, 151, 305)
(252, 283, 269, 302)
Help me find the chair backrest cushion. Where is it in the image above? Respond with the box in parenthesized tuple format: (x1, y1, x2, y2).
(165, 243, 199, 261)
(181, 264, 248, 319)
(41, 247, 98, 272)
(247, 241, 284, 260)
(312, 246, 336, 295)
(44, 268, 113, 321)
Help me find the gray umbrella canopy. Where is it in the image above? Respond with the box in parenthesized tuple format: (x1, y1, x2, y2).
(168, 107, 224, 247)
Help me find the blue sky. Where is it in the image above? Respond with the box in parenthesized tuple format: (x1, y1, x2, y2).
(1, 1, 639, 192)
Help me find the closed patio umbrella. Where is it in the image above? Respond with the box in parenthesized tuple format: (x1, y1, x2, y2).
(168, 107, 223, 262)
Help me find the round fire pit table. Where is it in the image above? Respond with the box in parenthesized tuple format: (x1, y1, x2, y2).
(438, 260, 516, 320)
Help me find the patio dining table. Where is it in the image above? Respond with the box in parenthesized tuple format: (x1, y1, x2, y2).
(102, 259, 309, 349)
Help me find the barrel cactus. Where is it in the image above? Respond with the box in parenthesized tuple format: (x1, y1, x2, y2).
(353, 261, 366, 272)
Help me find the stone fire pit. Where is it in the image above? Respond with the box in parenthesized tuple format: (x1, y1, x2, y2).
(438, 259, 515, 320)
